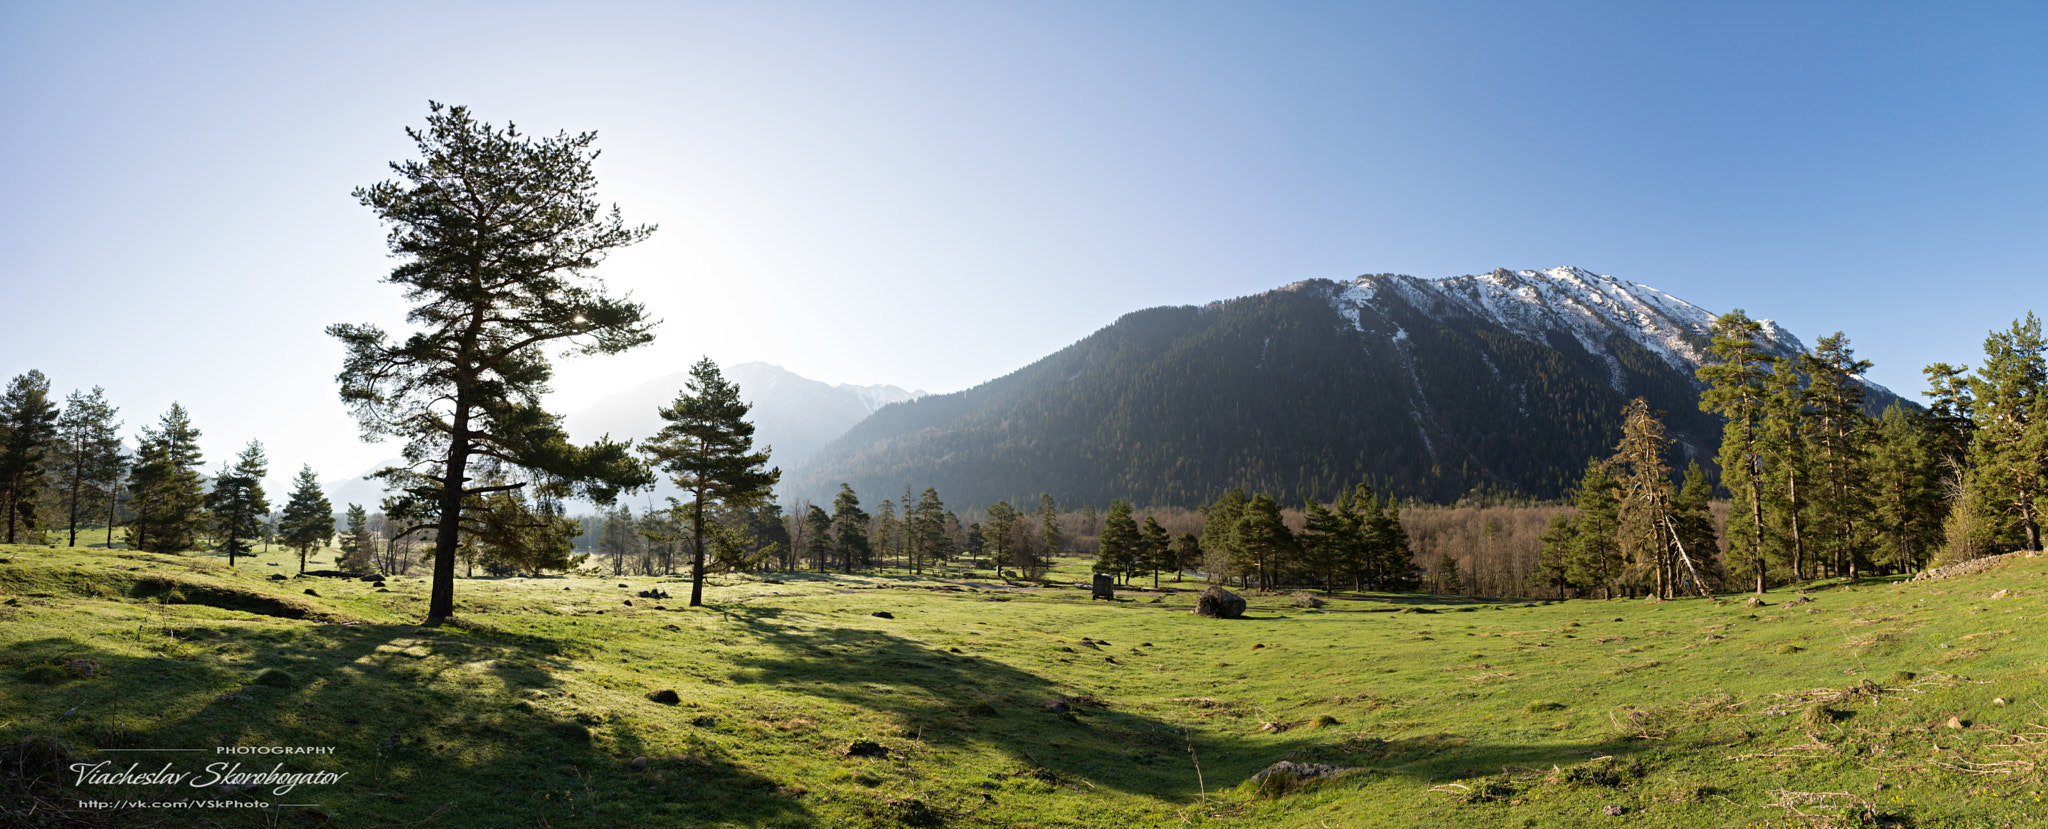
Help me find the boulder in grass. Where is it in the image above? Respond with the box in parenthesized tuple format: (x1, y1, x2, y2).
(1194, 586, 1246, 619)
(645, 689, 681, 705)
(1248, 760, 1348, 797)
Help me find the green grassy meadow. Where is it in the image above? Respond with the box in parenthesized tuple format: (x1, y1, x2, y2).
(5, 542, 2048, 828)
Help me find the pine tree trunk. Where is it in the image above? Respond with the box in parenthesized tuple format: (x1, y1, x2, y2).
(690, 491, 706, 607)
(426, 399, 471, 624)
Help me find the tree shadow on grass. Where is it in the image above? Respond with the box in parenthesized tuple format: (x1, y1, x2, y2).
(1, 617, 810, 828)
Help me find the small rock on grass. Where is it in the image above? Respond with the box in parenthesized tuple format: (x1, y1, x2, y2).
(646, 689, 681, 705)
(1604, 804, 1626, 816)
(872, 611, 894, 619)
(629, 756, 648, 770)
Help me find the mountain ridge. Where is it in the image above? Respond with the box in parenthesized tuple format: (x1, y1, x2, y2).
(789, 266, 1907, 508)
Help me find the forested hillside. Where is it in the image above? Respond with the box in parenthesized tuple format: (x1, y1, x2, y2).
(789, 268, 1908, 508)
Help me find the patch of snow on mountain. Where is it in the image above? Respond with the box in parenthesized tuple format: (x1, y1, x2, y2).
(1328, 266, 1807, 389)
(840, 383, 926, 415)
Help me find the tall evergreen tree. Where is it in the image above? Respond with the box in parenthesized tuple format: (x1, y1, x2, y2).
(1920, 361, 1977, 476)
(1037, 493, 1062, 569)
(1611, 398, 1678, 598)
(1966, 313, 2048, 552)
(1535, 512, 1577, 599)
(910, 488, 949, 573)
(1299, 499, 1345, 594)
(1375, 497, 1420, 591)
(330, 103, 656, 623)
(49, 386, 124, 548)
(126, 404, 206, 553)
(1140, 515, 1171, 589)
(1566, 459, 1623, 599)
(1869, 403, 1942, 574)
(206, 441, 270, 566)
(1095, 500, 1141, 584)
(1759, 358, 1813, 580)
(338, 503, 376, 572)
(1698, 310, 1775, 593)
(1173, 532, 1201, 583)
(0, 371, 61, 544)
(831, 484, 871, 573)
(1670, 461, 1723, 594)
(1233, 493, 1296, 590)
(1437, 553, 1464, 595)
(802, 504, 832, 571)
(1200, 488, 1247, 584)
(278, 465, 335, 573)
(641, 358, 782, 606)
(1803, 332, 1875, 579)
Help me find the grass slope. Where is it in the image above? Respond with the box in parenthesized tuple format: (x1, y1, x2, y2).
(4, 543, 2048, 828)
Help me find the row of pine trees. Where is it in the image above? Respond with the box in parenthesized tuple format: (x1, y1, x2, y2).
(0, 371, 346, 570)
(1532, 311, 2048, 599)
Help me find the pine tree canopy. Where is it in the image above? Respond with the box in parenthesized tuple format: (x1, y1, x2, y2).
(330, 103, 657, 622)
(641, 357, 781, 606)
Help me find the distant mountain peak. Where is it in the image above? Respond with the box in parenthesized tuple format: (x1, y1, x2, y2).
(1323, 266, 1805, 392)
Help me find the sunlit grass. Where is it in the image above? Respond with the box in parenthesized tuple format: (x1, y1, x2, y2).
(5, 542, 2048, 826)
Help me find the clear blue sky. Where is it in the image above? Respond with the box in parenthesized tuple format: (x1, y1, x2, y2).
(3, 1, 2044, 495)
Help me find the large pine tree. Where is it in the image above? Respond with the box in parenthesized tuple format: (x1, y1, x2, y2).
(0, 371, 60, 544)
(330, 103, 655, 623)
(126, 404, 206, 553)
(1233, 493, 1296, 591)
(278, 466, 335, 573)
(1697, 310, 1775, 593)
(1759, 358, 1813, 580)
(49, 386, 124, 548)
(1966, 313, 2047, 552)
(1095, 500, 1141, 584)
(641, 358, 781, 606)
(206, 441, 270, 566)
(1803, 332, 1875, 579)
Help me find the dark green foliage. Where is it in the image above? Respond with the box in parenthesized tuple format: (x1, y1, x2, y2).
(1095, 501, 1141, 584)
(1869, 404, 1942, 574)
(1698, 310, 1774, 593)
(126, 404, 206, 553)
(802, 505, 832, 572)
(338, 503, 375, 572)
(1436, 553, 1463, 595)
(1139, 515, 1171, 588)
(1671, 461, 1725, 593)
(1803, 333, 1874, 579)
(831, 484, 871, 573)
(1965, 313, 2047, 552)
(1759, 358, 1814, 580)
(330, 102, 656, 622)
(1201, 488, 1247, 583)
(1534, 512, 1575, 599)
(206, 440, 270, 566)
(278, 465, 335, 573)
(0, 371, 60, 544)
(641, 358, 781, 606)
(1173, 532, 1200, 582)
(48, 386, 124, 548)
(1234, 493, 1296, 590)
(1566, 460, 1622, 598)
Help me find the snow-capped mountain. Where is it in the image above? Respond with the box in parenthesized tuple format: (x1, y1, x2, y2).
(790, 266, 1908, 506)
(1324, 266, 1806, 392)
